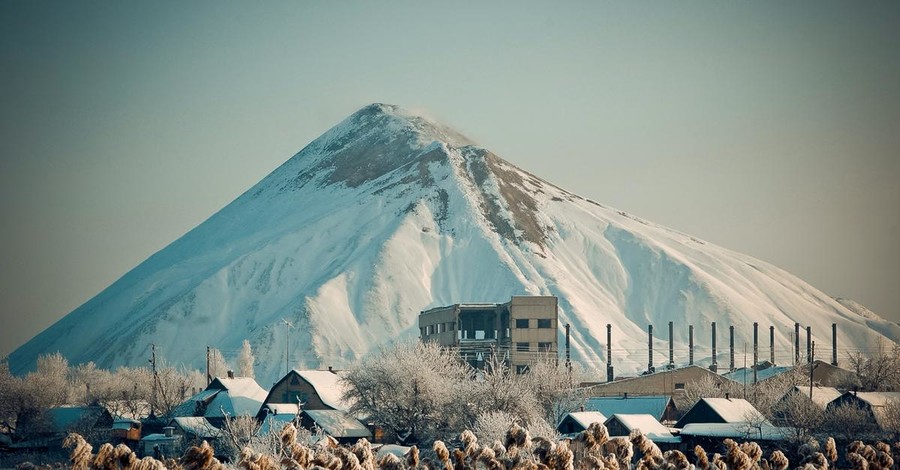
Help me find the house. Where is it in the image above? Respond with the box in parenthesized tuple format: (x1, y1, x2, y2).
(675, 397, 770, 428)
(679, 422, 788, 445)
(173, 374, 268, 428)
(603, 414, 679, 445)
(420, 296, 558, 372)
(111, 418, 142, 442)
(826, 391, 900, 430)
(260, 369, 351, 413)
(585, 365, 734, 404)
(776, 385, 842, 410)
(138, 427, 180, 459)
(584, 395, 677, 423)
(557, 411, 607, 435)
(46, 406, 114, 435)
(299, 409, 372, 444)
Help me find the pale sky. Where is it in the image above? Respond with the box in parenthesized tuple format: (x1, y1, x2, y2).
(1, 1, 898, 358)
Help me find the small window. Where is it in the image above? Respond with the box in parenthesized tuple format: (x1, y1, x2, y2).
(538, 342, 552, 352)
(515, 319, 529, 329)
(675, 383, 685, 390)
(516, 342, 530, 352)
(516, 365, 530, 374)
(537, 319, 552, 328)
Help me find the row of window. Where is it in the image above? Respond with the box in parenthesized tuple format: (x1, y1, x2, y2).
(516, 342, 554, 352)
(421, 318, 554, 336)
(515, 318, 553, 329)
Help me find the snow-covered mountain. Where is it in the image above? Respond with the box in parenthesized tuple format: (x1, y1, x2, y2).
(9, 103, 899, 384)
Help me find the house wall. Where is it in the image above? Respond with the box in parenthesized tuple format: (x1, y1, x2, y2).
(587, 366, 730, 397)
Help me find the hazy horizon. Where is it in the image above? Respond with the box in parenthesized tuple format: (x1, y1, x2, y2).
(1, 1, 898, 359)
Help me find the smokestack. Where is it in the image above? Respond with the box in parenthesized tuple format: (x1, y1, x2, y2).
(709, 322, 718, 372)
(832, 323, 838, 366)
(770, 325, 775, 365)
(565, 323, 571, 373)
(729, 325, 735, 372)
(795, 322, 800, 365)
(606, 324, 614, 382)
(647, 324, 655, 373)
(807, 326, 812, 363)
(668, 321, 675, 370)
(689, 325, 694, 365)
(753, 322, 758, 384)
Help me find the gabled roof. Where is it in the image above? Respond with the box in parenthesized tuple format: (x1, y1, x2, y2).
(849, 391, 900, 407)
(722, 366, 793, 383)
(679, 422, 788, 441)
(174, 377, 268, 420)
(585, 395, 673, 420)
(169, 417, 222, 439)
(561, 411, 607, 429)
(676, 397, 769, 428)
(302, 410, 371, 438)
(784, 386, 842, 409)
(701, 397, 766, 423)
(605, 414, 679, 443)
(262, 369, 351, 411)
(47, 406, 111, 432)
(294, 370, 349, 410)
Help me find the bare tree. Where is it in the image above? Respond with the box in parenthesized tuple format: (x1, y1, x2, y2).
(845, 340, 900, 391)
(824, 403, 879, 442)
(770, 390, 825, 441)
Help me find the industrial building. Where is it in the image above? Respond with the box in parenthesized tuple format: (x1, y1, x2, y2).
(419, 295, 558, 372)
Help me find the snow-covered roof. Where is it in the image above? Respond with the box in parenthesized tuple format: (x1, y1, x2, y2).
(700, 398, 768, 424)
(212, 377, 269, 402)
(261, 403, 300, 417)
(257, 413, 298, 437)
(786, 386, 842, 409)
(850, 391, 900, 408)
(722, 366, 793, 383)
(376, 444, 411, 459)
(679, 423, 788, 441)
(585, 395, 672, 419)
(562, 411, 607, 429)
(170, 417, 222, 439)
(295, 370, 350, 411)
(606, 414, 679, 443)
(302, 409, 371, 438)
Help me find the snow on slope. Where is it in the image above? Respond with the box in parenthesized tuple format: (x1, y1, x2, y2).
(9, 103, 900, 384)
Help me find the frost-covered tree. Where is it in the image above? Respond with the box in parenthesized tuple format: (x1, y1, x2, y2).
(208, 347, 231, 379)
(341, 340, 472, 443)
(846, 340, 900, 391)
(771, 389, 825, 441)
(238, 340, 255, 379)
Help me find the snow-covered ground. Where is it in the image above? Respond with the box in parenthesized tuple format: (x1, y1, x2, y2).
(9, 103, 900, 384)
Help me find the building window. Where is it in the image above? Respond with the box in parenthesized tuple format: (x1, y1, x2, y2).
(515, 319, 529, 329)
(675, 383, 685, 390)
(516, 365, 530, 374)
(516, 342, 530, 352)
(537, 319, 552, 328)
(538, 342, 552, 352)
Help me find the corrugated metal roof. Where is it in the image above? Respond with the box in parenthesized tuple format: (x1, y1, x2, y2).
(170, 417, 222, 439)
(585, 396, 671, 419)
(302, 410, 371, 438)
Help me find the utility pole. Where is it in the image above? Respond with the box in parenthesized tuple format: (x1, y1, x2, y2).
(810, 341, 816, 399)
(282, 319, 294, 375)
(149, 344, 157, 416)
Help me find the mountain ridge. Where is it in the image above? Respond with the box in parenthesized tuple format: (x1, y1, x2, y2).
(9, 103, 899, 384)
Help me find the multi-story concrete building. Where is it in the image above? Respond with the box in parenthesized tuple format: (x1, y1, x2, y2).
(419, 295, 558, 372)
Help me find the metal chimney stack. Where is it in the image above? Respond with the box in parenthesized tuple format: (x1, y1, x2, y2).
(709, 322, 718, 372)
(729, 325, 735, 372)
(668, 321, 675, 370)
(794, 322, 800, 365)
(770, 325, 775, 365)
(753, 322, 759, 384)
(565, 323, 571, 373)
(647, 324, 655, 374)
(606, 324, 614, 382)
(807, 326, 812, 363)
(832, 323, 838, 366)
(689, 325, 694, 365)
